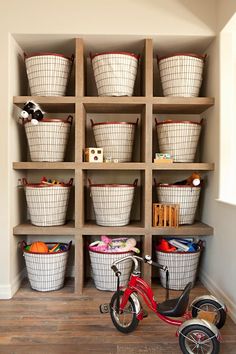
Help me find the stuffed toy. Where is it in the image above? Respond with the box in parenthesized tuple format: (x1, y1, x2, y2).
(20, 100, 44, 125)
(174, 172, 201, 187)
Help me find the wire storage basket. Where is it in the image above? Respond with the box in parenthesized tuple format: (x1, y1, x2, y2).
(158, 53, 205, 97)
(24, 116, 73, 162)
(156, 120, 202, 163)
(91, 52, 139, 96)
(156, 184, 201, 224)
(89, 244, 133, 291)
(91, 119, 138, 162)
(25, 53, 73, 96)
(23, 178, 73, 227)
(156, 247, 201, 290)
(21, 241, 71, 292)
(89, 179, 137, 226)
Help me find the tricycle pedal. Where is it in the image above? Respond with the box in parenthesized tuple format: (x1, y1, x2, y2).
(99, 303, 110, 314)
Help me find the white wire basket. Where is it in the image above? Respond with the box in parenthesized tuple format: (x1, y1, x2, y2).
(156, 248, 201, 290)
(23, 178, 73, 226)
(156, 184, 201, 224)
(91, 119, 138, 162)
(156, 120, 202, 163)
(22, 241, 71, 292)
(158, 53, 205, 97)
(89, 179, 137, 226)
(25, 53, 73, 96)
(91, 51, 139, 96)
(89, 245, 133, 291)
(24, 116, 73, 162)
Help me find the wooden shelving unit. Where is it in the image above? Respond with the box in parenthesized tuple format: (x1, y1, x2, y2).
(13, 38, 215, 295)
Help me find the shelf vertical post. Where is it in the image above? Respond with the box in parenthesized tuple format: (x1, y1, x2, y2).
(75, 38, 85, 97)
(143, 38, 153, 97)
(74, 232, 84, 295)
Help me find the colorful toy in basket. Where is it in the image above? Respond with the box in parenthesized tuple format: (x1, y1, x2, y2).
(89, 236, 140, 254)
(174, 172, 202, 187)
(20, 100, 44, 125)
(156, 238, 200, 253)
(29, 241, 49, 253)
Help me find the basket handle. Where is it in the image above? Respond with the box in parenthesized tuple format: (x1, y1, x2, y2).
(90, 119, 95, 127)
(133, 179, 138, 187)
(67, 178, 73, 186)
(88, 178, 92, 186)
(70, 54, 75, 63)
(154, 178, 158, 187)
(155, 117, 159, 126)
(23, 52, 28, 61)
(22, 178, 28, 186)
(20, 240, 27, 252)
(67, 115, 73, 124)
(200, 118, 205, 126)
(135, 118, 139, 125)
(68, 240, 72, 250)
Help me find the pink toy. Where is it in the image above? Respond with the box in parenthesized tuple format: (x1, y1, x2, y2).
(118, 238, 140, 254)
(89, 236, 140, 254)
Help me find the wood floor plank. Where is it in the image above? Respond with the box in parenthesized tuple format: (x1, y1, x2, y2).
(0, 279, 235, 353)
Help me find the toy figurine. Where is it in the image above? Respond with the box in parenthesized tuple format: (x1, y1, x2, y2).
(20, 100, 44, 125)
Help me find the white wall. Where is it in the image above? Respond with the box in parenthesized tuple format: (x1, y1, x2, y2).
(199, 2, 236, 322)
(0, 0, 217, 298)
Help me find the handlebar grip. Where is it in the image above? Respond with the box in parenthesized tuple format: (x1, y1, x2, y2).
(152, 261, 167, 271)
(111, 265, 121, 276)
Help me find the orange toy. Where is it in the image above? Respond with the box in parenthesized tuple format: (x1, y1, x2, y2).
(29, 241, 48, 253)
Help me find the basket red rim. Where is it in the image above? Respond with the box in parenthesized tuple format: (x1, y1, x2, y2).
(92, 121, 137, 126)
(157, 183, 201, 188)
(25, 52, 73, 60)
(91, 51, 139, 60)
(156, 120, 201, 126)
(25, 118, 71, 124)
(158, 53, 205, 61)
(156, 248, 201, 254)
(23, 242, 70, 255)
(90, 183, 136, 188)
(88, 246, 133, 255)
(24, 183, 72, 188)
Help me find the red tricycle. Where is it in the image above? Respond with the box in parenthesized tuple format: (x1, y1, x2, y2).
(100, 255, 227, 354)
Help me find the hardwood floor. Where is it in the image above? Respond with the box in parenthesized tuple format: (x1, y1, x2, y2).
(0, 278, 235, 354)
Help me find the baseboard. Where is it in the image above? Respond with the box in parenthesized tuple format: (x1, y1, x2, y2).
(199, 269, 236, 323)
(0, 268, 26, 299)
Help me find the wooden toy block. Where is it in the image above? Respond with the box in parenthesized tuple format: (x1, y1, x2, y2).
(84, 148, 103, 162)
(153, 203, 179, 227)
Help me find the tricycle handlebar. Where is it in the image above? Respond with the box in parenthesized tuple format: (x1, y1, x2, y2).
(111, 255, 167, 274)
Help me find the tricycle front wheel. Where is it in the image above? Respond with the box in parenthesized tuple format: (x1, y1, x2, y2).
(110, 290, 139, 333)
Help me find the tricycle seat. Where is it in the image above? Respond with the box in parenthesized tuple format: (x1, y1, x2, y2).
(157, 282, 192, 317)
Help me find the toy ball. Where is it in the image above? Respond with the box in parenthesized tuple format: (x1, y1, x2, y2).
(29, 241, 48, 253)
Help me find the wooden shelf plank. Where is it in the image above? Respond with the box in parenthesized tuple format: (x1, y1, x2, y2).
(83, 97, 147, 113)
(151, 222, 213, 236)
(13, 162, 76, 170)
(153, 97, 214, 114)
(13, 221, 75, 235)
(152, 162, 214, 171)
(83, 221, 145, 235)
(13, 96, 75, 113)
(81, 162, 146, 170)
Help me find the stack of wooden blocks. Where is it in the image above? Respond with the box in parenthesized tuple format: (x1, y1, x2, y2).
(153, 203, 179, 227)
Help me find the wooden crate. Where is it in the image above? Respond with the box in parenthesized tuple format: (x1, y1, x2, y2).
(153, 203, 179, 227)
